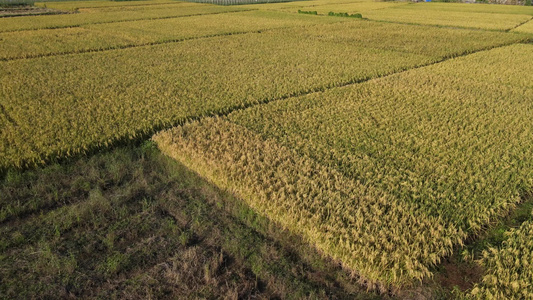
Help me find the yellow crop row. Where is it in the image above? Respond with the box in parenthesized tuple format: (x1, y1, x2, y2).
(364, 5, 532, 30)
(0, 11, 345, 60)
(153, 118, 466, 289)
(281, 1, 409, 15)
(0, 3, 249, 32)
(153, 44, 533, 288)
(469, 210, 533, 299)
(34, 0, 187, 11)
(395, 2, 533, 16)
(239, 0, 374, 11)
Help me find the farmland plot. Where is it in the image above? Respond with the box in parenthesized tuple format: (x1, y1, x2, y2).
(282, 1, 408, 15)
(0, 2, 249, 32)
(0, 11, 346, 60)
(2, 20, 527, 170)
(154, 44, 533, 289)
(364, 4, 532, 30)
(513, 19, 533, 34)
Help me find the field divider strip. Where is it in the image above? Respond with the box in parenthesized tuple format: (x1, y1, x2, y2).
(0, 102, 17, 127)
(506, 15, 533, 32)
(0, 8, 257, 34)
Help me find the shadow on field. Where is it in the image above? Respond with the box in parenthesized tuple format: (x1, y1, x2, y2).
(0, 141, 382, 299)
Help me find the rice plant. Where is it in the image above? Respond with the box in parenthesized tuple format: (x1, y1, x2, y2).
(469, 210, 533, 299)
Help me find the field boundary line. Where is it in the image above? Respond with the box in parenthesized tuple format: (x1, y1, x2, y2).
(506, 15, 533, 32)
(0, 102, 17, 127)
(0, 8, 256, 34)
(0, 30, 262, 62)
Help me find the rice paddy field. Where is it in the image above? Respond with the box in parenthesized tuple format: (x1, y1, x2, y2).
(1, 0, 533, 298)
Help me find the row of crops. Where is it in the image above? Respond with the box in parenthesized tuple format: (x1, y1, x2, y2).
(181, 0, 304, 6)
(153, 44, 533, 289)
(5, 0, 532, 33)
(2, 18, 528, 170)
(3, 10, 530, 60)
(0, 2, 248, 32)
(2, 0, 533, 294)
(272, 1, 533, 31)
(0, 11, 346, 60)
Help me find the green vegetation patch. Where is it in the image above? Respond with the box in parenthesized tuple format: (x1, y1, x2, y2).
(327, 11, 362, 18)
(297, 9, 317, 15)
(0, 0, 34, 7)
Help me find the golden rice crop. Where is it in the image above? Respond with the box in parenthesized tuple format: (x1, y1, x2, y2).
(469, 210, 533, 300)
(153, 118, 466, 290)
(239, 0, 373, 11)
(228, 44, 533, 231)
(283, 20, 531, 58)
(282, 1, 408, 15)
(0, 26, 434, 170)
(0, 11, 344, 60)
(154, 44, 533, 288)
(34, 0, 184, 11)
(0, 3, 249, 32)
(364, 6, 532, 30)
(397, 2, 533, 16)
(0, 17, 529, 170)
(1, 14, 526, 61)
